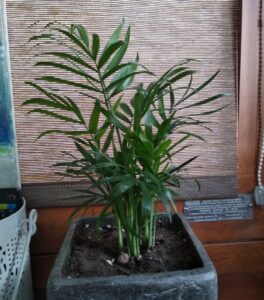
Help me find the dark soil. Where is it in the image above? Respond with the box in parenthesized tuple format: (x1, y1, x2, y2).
(63, 215, 203, 277)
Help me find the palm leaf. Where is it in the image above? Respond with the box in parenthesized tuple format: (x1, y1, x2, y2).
(74, 24, 89, 47)
(88, 101, 101, 134)
(179, 94, 225, 110)
(55, 27, 92, 58)
(98, 41, 124, 69)
(120, 102, 133, 117)
(92, 33, 100, 60)
(103, 19, 125, 52)
(38, 51, 96, 71)
(168, 156, 199, 174)
(37, 129, 90, 139)
(102, 126, 115, 152)
(105, 26, 131, 74)
(28, 109, 82, 124)
(36, 76, 101, 93)
(179, 70, 220, 103)
(35, 61, 99, 84)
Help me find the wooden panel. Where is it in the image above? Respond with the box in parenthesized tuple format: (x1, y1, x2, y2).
(192, 204, 264, 244)
(30, 206, 96, 255)
(219, 273, 264, 300)
(205, 241, 264, 274)
(238, 175, 257, 193)
(31, 255, 55, 290)
(33, 289, 46, 300)
(238, 0, 259, 191)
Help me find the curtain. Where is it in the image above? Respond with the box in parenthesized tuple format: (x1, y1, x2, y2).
(6, 0, 239, 207)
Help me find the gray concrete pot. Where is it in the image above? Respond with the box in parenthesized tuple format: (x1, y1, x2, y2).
(47, 213, 217, 300)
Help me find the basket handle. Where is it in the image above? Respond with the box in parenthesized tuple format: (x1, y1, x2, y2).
(11, 208, 38, 300)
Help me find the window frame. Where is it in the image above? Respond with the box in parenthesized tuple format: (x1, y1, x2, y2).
(238, 0, 260, 193)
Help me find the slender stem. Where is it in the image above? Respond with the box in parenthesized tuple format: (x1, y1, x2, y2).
(134, 197, 140, 256)
(127, 232, 132, 257)
(149, 198, 154, 248)
(144, 219, 149, 244)
(129, 194, 136, 256)
(115, 211, 124, 251)
(152, 213, 157, 248)
(125, 193, 141, 257)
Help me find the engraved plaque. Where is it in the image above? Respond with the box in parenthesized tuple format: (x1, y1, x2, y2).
(184, 194, 253, 222)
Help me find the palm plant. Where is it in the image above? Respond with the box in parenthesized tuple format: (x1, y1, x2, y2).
(23, 20, 224, 257)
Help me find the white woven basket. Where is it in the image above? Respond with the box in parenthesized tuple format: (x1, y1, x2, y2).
(0, 198, 37, 300)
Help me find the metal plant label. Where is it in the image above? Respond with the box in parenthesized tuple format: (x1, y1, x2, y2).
(184, 194, 253, 222)
(0, 0, 20, 189)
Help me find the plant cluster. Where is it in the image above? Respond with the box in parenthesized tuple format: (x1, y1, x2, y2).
(23, 20, 224, 257)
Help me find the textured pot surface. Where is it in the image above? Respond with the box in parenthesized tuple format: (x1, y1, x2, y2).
(47, 213, 217, 300)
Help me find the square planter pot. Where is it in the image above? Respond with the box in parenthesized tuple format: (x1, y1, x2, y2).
(47, 213, 217, 300)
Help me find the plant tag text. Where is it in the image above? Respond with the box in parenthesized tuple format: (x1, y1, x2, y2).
(184, 195, 253, 222)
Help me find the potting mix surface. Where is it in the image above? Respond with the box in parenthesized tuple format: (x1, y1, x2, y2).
(63, 216, 203, 277)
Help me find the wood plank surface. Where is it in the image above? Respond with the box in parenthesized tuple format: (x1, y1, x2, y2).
(204, 241, 264, 274)
(219, 273, 264, 300)
(191, 204, 264, 244)
(31, 255, 55, 291)
(238, 175, 257, 193)
(238, 0, 259, 192)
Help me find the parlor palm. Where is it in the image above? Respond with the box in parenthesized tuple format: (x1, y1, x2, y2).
(23, 20, 224, 257)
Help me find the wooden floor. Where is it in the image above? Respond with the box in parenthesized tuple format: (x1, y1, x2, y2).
(30, 201, 264, 299)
